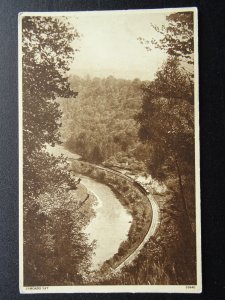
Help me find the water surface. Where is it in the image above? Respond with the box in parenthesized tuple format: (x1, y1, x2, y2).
(45, 144, 132, 269)
(81, 176, 132, 269)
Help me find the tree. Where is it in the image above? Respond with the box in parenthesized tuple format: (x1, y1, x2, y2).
(153, 12, 194, 63)
(153, 56, 194, 104)
(138, 11, 194, 65)
(137, 57, 194, 226)
(24, 190, 94, 285)
(90, 145, 103, 164)
(136, 56, 196, 283)
(135, 12, 196, 285)
(22, 16, 78, 153)
(22, 16, 95, 286)
(22, 16, 79, 199)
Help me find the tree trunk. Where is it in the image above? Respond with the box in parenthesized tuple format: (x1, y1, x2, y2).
(175, 158, 193, 234)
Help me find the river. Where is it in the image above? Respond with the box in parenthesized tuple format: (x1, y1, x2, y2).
(45, 144, 132, 270)
(81, 176, 132, 270)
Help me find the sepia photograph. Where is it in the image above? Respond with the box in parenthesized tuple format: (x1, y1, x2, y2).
(19, 8, 201, 293)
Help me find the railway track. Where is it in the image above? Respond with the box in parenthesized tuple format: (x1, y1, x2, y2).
(95, 165, 150, 196)
(88, 164, 160, 271)
(70, 158, 160, 271)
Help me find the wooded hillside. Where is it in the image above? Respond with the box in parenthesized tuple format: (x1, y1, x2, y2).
(59, 75, 149, 171)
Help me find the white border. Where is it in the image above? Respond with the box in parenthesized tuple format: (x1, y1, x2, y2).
(18, 12, 24, 293)
(19, 7, 201, 294)
(193, 5, 202, 294)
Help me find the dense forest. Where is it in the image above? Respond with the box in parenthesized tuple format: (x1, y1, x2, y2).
(59, 75, 149, 171)
(22, 11, 197, 287)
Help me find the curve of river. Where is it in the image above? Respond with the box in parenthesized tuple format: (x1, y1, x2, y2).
(45, 144, 158, 271)
(80, 175, 132, 270)
(45, 144, 133, 270)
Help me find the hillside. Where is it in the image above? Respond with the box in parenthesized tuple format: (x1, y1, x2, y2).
(58, 75, 149, 172)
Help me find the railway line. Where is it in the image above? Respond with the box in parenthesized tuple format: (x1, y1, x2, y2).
(75, 161, 160, 271)
(51, 147, 160, 273)
(94, 164, 150, 196)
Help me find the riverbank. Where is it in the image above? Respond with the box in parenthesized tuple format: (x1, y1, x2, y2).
(71, 159, 153, 272)
(24, 179, 97, 286)
(96, 183, 196, 286)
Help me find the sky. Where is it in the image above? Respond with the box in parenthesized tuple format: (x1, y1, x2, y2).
(67, 10, 169, 81)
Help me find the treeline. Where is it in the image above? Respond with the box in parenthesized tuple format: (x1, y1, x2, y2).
(59, 75, 148, 171)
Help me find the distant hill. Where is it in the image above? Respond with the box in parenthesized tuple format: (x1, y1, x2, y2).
(58, 75, 149, 169)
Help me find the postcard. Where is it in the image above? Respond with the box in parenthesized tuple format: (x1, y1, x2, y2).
(19, 7, 201, 293)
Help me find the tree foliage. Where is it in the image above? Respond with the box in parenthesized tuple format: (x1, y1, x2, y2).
(137, 57, 194, 156)
(154, 12, 194, 62)
(134, 13, 197, 284)
(60, 75, 145, 169)
(24, 189, 95, 285)
(22, 16, 79, 200)
(138, 12, 194, 64)
(22, 16, 95, 285)
(22, 16, 78, 152)
(153, 56, 194, 104)
(136, 56, 195, 220)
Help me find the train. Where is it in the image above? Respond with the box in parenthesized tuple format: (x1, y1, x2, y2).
(97, 165, 150, 196)
(70, 158, 151, 197)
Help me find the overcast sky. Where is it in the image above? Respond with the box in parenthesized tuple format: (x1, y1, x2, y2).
(68, 10, 169, 81)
